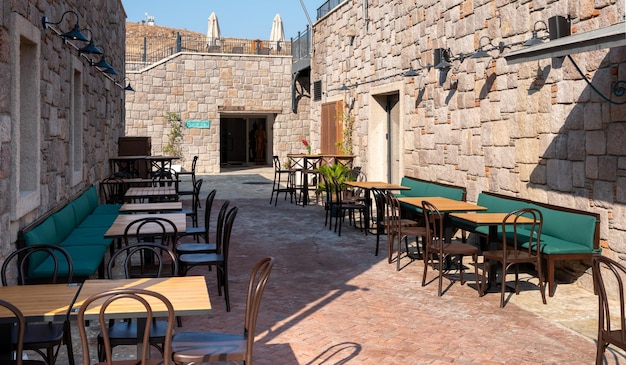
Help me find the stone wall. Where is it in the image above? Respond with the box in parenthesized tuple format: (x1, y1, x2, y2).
(0, 0, 126, 272)
(124, 53, 300, 173)
(311, 0, 626, 291)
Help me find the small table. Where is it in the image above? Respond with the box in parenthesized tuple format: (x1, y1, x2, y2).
(109, 155, 147, 178)
(0, 283, 81, 359)
(124, 186, 178, 203)
(104, 213, 187, 238)
(119, 202, 183, 213)
(72, 277, 211, 357)
(398, 197, 487, 242)
(146, 155, 180, 177)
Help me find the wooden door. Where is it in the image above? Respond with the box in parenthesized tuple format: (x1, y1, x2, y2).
(320, 101, 343, 154)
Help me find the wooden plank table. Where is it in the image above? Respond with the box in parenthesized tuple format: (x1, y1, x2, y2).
(104, 213, 186, 238)
(0, 283, 81, 359)
(124, 186, 178, 202)
(119, 202, 183, 213)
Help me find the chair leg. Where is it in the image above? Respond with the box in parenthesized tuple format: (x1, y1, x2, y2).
(65, 320, 75, 365)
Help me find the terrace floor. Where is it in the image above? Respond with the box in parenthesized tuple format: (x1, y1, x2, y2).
(55, 166, 625, 364)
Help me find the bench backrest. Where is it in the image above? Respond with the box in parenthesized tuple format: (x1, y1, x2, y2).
(399, 176, 466, 201)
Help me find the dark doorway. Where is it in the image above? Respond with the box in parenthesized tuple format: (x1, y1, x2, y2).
(220, 117, 268, 166)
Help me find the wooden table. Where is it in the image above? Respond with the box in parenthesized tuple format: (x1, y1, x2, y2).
(450, 212, 537, 287)
(345, 181, 410, 232)
(398, 197, 487, 242)
(124, 186, 178, 202)
(287, 154, 356, 206)
(0, 283, 81, 359)
(119, 202, 183, 213)
(72, 276, 211, 357)
(104, 213, 187, 238)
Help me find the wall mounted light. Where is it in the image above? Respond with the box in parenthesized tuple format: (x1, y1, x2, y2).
(524, 21, 550, 46)
(472, 36, 494, 58)
(78, 29, 103, 55)
(42, 11, 89, 42)
(123, 77, 135, 92)
(92, 53, 118, 75)
(434, 48, 453, 69)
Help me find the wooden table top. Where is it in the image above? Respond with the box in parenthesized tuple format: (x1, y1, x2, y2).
(71, 276, 211, 320)
(344, 181, 410, 190)
(119, 202, 183, 213)
(0, 283, 81, 322)
(450, 212, 537, 225)
(125, 187, 177, 198)
(398, 197, 488, 212)
(104, 213, 186, 238)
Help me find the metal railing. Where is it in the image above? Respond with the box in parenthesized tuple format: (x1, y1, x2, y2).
(126, 33, 292, 71)
(317, 0, 348, 19)
(291, 25, 311, 66)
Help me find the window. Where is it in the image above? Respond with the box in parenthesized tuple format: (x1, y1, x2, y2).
(70, 66, 84, 186)
(10, 13, 41, 219)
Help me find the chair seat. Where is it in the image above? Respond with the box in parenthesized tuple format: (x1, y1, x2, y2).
(439, 242, 479, 256)
(483, 249, 536, 263)
(176, 242, 217, 254)
(14, 323, 64, 346)
(172, 331, 246, 362)
(94, 361, 168, 365)
(178, 253, 223, 265)
(98, 320, 169, 344)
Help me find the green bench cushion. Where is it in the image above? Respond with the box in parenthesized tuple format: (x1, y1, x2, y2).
(84, 186, 99, 210)
(91, 204, 122, 215)
(77, 213, 118, 229)
(23, 218, 60, 270)
(60, 228, 113, 248)
(476, 193, 528, 213)
(529, 203, 597, 249)
(52, 204, 77, 241)
(29, 245, 107, 279)
(71, 193, 94, 225)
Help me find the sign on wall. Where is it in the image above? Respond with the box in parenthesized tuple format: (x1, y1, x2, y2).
(185, 120, 211, 128)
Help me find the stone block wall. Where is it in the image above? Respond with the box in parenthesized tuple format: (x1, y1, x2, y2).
(0, 0, 126, 271)
(311, 0, 626, 290)
(124, 53, 299, 173)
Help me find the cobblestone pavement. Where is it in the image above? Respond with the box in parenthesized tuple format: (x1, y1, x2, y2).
(50, 166, 625, 364)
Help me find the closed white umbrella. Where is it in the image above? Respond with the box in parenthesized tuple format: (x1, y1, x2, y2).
(269, 13, 285, 51)
(206, 12, 221, 47)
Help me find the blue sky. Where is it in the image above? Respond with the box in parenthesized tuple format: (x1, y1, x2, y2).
(122, 1, 319, 40)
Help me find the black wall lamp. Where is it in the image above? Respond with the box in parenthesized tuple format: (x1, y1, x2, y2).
(434, 48, 453, 69)
(524, 21, 550, 46)
(42, 11, 89, 42)
(78, 29, 103, 55)
(91, 50, 118, 75)
(123, 77, 135, 92)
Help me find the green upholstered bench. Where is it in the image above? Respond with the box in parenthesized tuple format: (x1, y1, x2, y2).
(16, 186, 120, 283)
(396, 176, 467, 217)
(451, 191, 601, 297)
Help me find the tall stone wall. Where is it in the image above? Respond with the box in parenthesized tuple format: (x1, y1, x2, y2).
(0, 0, 126, 272)
(312, 0, 626, 290)
(124, 53, 298, 173)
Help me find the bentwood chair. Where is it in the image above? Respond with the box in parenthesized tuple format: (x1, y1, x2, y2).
(480, 208, 546, 307)
(386, 192, 427, 270)
(177, 199, 229, 256)
(171, 257, 274, 365)
(177, 155, 199, 200)
(183, 189, 217, 242)
(182, 178, 203, 227)
(178, 206, 238, 312)
(97, 244, 178, 361)
(592, 255, 626, 364)
(123, 217, 179, 249)
(270, 156, 295, 206)
(421, 200, 480, 296)
(0, 299, 47, 365)
(328, 177, 368, 236)
(1, 245, 75, 365)
(77, 289, 175, 365)
(371, 188, 421, 257)
(100, 177, 125, 204)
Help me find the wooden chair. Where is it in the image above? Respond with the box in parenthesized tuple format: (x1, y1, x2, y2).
(371, 189, 421, 258)
(97, 243, 178, 361)
(422, 200, 480, 296)
(1, 245, 75, 365)
(0, 299, 47, 365)
(592, 255, 626, 365)
(480, 208, 546, 307)
(386, 192, 428, 270)
(178, 206, 238, 312)
(77, 288, 175, 365)
(171, 257, 274, 364)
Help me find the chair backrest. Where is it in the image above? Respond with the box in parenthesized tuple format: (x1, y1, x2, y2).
(592, 255, 626, 359)
(219, 206, 239, 258)
(213, 200, 230, 245)
(272, 156, 282, 171)
(1, 244, 74, 286)
(191, 178, 204, 211)
(371, 188, 386, 229)
(0, 299, 28, 365)
(189, 155, 198, 173)
(422, 200, 445, 254)
(201, 189, 218, 240)
(152, 168, 176, 187)
(243, 257, 275, 363)
(76, 288, 175, 365)
(501, 208, 542, 255)
(123, 217, 178, 247)
(100, 177, 125, 204)
(386, 192, 407, 236)
(107, 243, 178, 279)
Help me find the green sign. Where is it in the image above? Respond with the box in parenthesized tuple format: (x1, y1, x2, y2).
(185, 120, 210, 128)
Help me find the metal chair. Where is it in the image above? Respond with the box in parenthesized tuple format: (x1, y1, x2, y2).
(77, 288, 175, 365)
(172, 257, 274, 364)
(178, 206, 238, 312)
(184, 189, 217, 242)
(181, 178, 203, 227)
(100, 177, 125, 204)
(480, 208, 546, 307)
(270, 156, 295, 206)
(0, 299, 47, 365)
(177, 199, 228, 255)
(177, 155, 198, 201)
(385, 192, 427, 270)
(1, 245, 75, 365)
(421, 200, 479, 295)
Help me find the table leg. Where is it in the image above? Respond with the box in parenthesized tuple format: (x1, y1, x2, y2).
(487, 225, 498, 288)
(0, 324, 13, 360)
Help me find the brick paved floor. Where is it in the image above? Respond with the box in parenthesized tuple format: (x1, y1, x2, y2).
(52, 167, 625, 364)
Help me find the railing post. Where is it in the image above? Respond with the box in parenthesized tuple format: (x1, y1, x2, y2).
(176, 32, 182, 53)
(142, 37, 147, 62)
